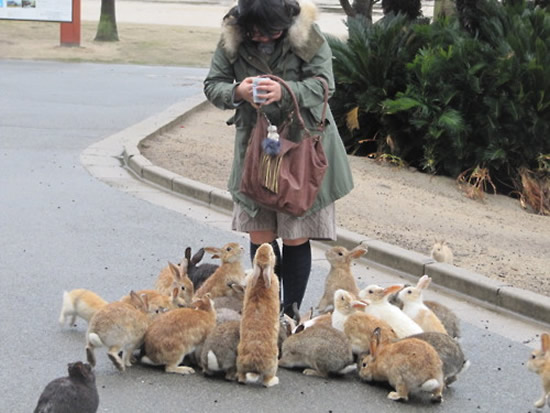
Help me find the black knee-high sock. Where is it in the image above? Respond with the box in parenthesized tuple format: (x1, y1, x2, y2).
(281, 241, 311, 317)
(249, 240, 282, 281)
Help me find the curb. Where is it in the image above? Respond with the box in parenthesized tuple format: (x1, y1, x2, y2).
(123, 98, 550, 327)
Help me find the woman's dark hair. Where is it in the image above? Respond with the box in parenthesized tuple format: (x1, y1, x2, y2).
(235, 0, 301, 38)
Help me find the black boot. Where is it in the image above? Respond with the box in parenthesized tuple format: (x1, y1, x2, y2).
(281, 241, 311, 318)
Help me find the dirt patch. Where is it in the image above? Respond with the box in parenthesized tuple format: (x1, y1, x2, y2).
(141, 103, 550, 297)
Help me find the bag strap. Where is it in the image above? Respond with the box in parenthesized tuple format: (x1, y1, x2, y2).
(259, 74, 329, 133)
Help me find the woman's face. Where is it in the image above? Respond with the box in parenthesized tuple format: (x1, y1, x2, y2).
(249, 28, 283, 43)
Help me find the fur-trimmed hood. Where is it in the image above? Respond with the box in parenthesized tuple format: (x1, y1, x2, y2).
(221, 0, 319, 61)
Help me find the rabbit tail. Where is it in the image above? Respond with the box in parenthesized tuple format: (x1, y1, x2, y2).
(421, 378, 441, 392)
(88, 333, 104, 348)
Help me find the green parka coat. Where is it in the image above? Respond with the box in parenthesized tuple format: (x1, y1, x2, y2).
(203, 0, 354, 218)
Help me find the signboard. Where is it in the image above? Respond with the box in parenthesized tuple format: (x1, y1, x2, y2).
(0, 0, 72, 22)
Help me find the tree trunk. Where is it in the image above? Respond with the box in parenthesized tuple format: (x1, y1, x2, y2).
(95, 0, 119, 42)
(434, 0, 456, 19)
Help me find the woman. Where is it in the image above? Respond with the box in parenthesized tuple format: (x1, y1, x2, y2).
(203, 0, 353, 318)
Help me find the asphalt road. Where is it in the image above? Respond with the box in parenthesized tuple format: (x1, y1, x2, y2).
(0, 60, 545, 413)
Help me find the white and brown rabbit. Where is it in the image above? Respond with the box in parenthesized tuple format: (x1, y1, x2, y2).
(278, 323, 356, 378)
(33, 361, 99, 413)
(141, 294, 217, 375)
(331, 289, 368, 332)
(359, 284, 423, 338)
(236, 243, 280, 387)
(186, 246, 219, 289)
(527, 332, 550, 408)
(59, 289, 108, 327)
(155, 259, 194, 306)
(397, 275, 448, 334)
(194, 242, 246, 300)
(359, 327, 445, 402)
(406, 331, 469, 386)
(316, 244, 367, 314)
(86, 291, 156, 372)
(430, 239, 454, 264)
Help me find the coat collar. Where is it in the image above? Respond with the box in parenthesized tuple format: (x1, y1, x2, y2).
(221, 0, 322, 63)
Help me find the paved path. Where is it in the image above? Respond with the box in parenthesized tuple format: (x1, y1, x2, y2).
(1, 58, 547, 412)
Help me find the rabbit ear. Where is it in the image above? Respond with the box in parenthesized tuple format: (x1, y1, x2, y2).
(383, 285, 403, 296)
(262, 265, 272, 289)
(369, 327, 381, 357)
(140, 293, 149, 311)
(350, 245, 368, 259)
(417, 275, 431, 290)
(228, 282, 245, 295)
(191, 248, 205, 264)
(168, 261, 179, 277)
(542, 333, 550, 352)
(353, 300, 368, 309)
(204, 247, 220, 259)
(129, 290, 145, 310)
(185, 247, 191, 261)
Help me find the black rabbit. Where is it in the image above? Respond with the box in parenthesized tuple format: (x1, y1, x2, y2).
(34, 361, 99, 413)
(186, 247, 218, 289)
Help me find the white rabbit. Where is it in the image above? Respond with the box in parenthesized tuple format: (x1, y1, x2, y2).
(316, 244, 367, 314)
(431, 239, 454, 264)
(359, 284, 423, 338)
(397, 275, 448, 334)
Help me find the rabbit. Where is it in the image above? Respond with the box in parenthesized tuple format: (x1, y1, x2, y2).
(331, 289, 368, 332)
(406, 331, 470, 386)
(278, 323, 356, 378)
(199, 320, 241, 380)
(155, 259, 194, 306)
(397, 275, 448, 334)
(186, 246, 219, 289)
(359, 284, 423, 338)
(344, 311, 397, 356)
(236, 242, 280, 387)
(431, 239, 454, 264)
(194, 242, 246, 300)
(33, 361, 99, 413)
(141, 294, 217, 375)
(212, 281, 245, 313)
(359, 327, 445, 402)
(316, 244, 367, 314)
(527, 332, 550, 408)
(291, 304, 332, 334)
(215, 307, 241, 324)
(59, 288, 108, 327)
(86, 291, 156, 372)
(120, 288, 181, 311)
(424, 300, 461, 339)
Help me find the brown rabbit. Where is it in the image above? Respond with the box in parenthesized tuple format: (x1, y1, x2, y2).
(343, 311, 397, 356)
(155, 260, 194, 306)
(397, 275, 448, 334)
(430, 239, 454, 264)
(120, 288, 181, 311)
(359, 327, 444, 402)
(527, 333, 550, 408)
(141, 294, 217, 375)
(236, 243, 280, 387)
(59, 289, 108, 326)
(194, 242, 246, 299)
(316, 244, 367, 314)
(86, 291, 156, 372)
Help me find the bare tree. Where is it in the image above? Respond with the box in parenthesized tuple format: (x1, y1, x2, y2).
(95, 0, 119, 42)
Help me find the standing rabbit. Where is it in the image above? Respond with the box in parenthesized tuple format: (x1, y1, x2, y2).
(86, 291, 155, 372)
(33, 361, 99, 413)
(527, 333, 550, 408)
(359, 327, 445, 403)
(406, 332, 469, 386)
(186, 246, 219, 289)
(431, 239, 454, 264)
(236, 243, 280, 387)
(59, 289, 108, 327)
(359, 284, 423, 338)
(155, 259, 194, 306)
(278, 323, 355, 377)
(141, 294, 217, 375)
(397, 275, 448, 334)
(194, 242, 246, 299)
(316, 244, 367, 314)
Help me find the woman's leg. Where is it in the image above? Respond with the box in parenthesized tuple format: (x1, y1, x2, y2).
(280, 237, 311, 318)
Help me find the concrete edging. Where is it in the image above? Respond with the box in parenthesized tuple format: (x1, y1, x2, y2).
(123, 98, 550, 327)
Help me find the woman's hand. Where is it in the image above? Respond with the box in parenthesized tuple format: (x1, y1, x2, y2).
(234, 77, 282, 107)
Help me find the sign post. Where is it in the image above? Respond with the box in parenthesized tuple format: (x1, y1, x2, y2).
(60, 0, 81, 47)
